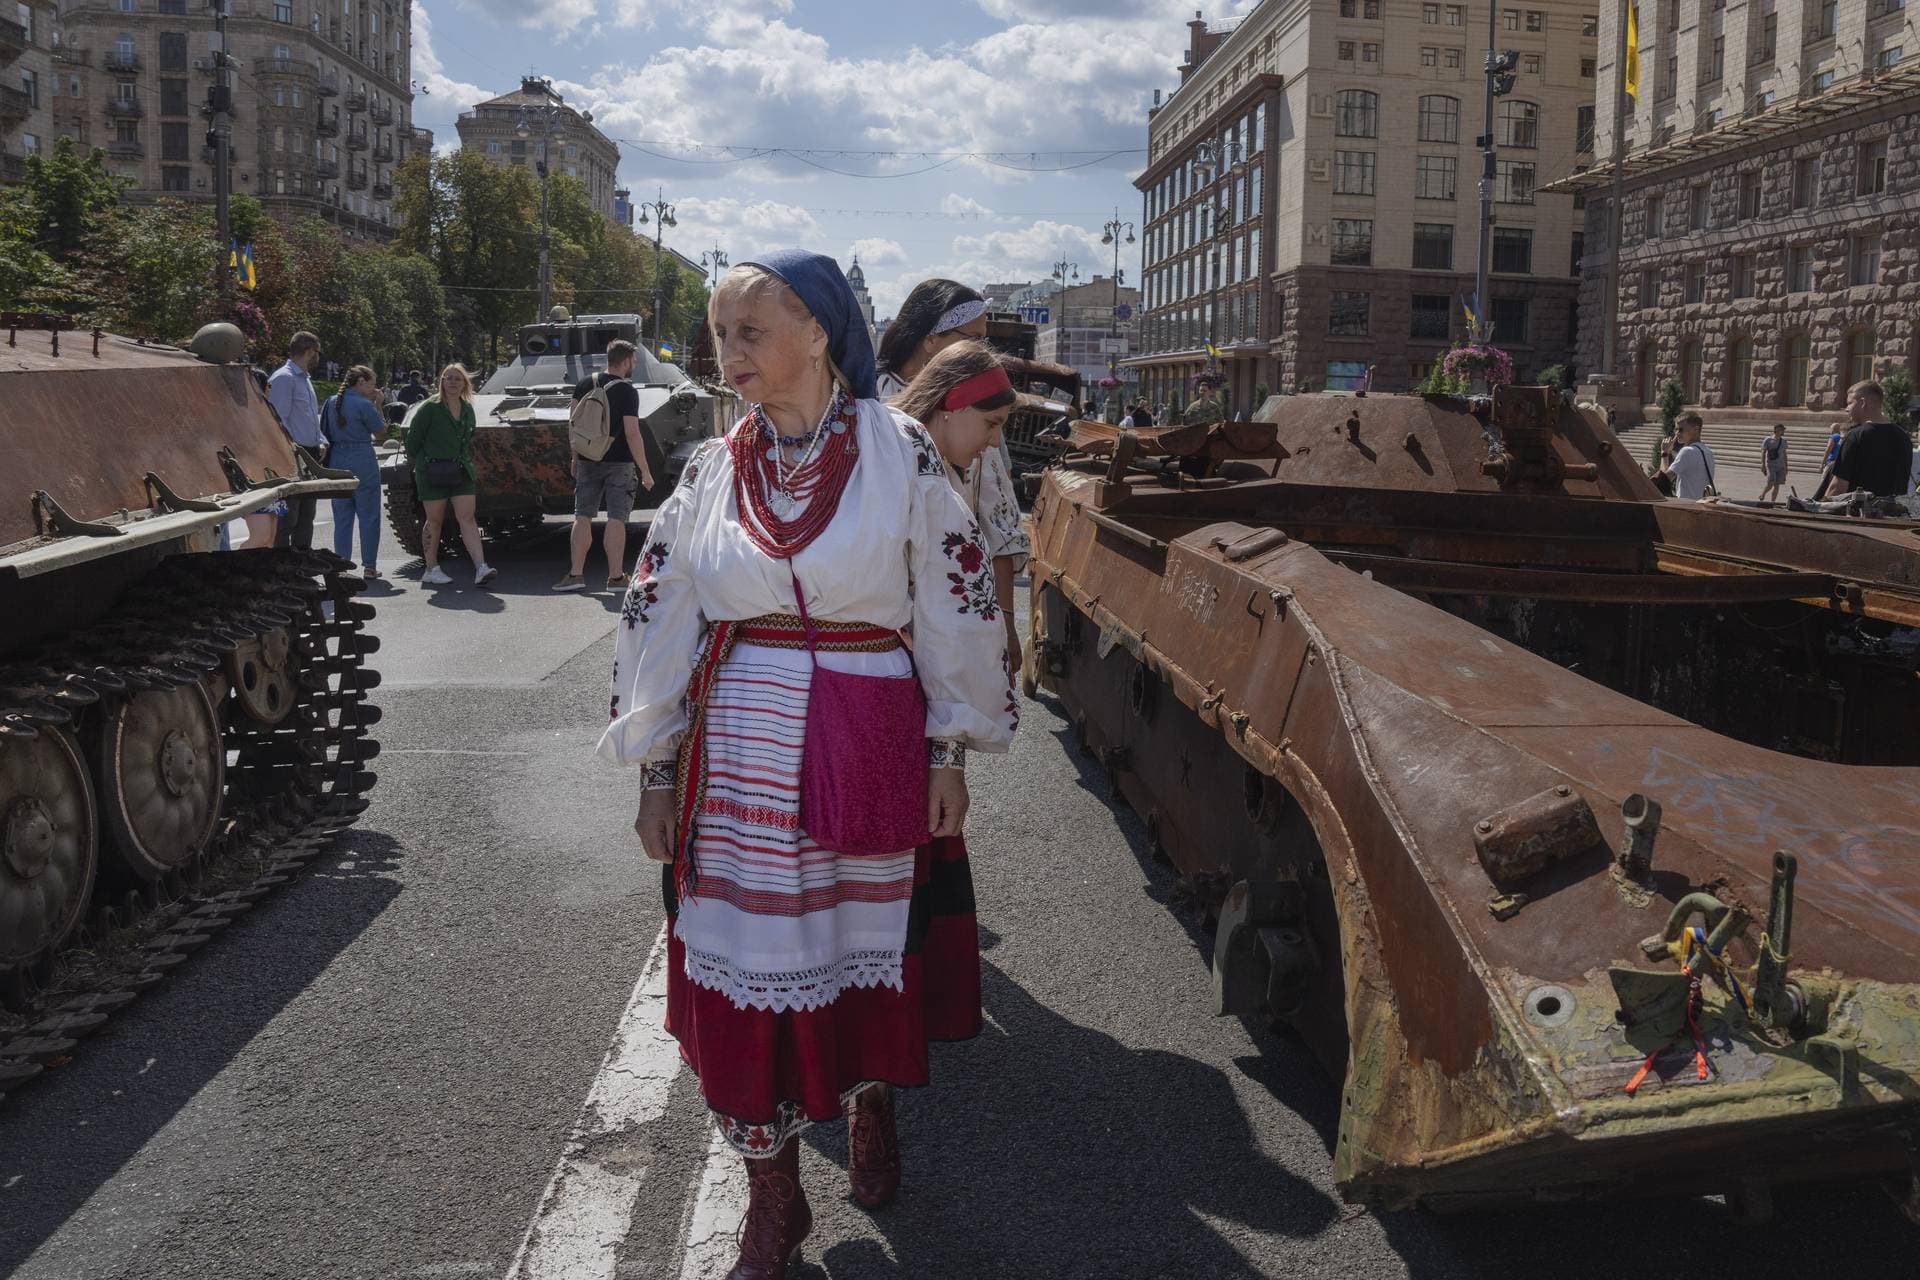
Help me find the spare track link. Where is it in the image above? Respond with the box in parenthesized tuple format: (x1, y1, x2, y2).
(0, 547, 381, 1105)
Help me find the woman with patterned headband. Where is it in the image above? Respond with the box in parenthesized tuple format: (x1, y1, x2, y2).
(877, 278, 1029, 670)
(602, 252, 1015, 1279)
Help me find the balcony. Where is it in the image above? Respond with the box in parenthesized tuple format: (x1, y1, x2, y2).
(314, 157, 339, 178)
(372, 140, 393, 162)
(343, 88, 366, 112)
(105, 97, 144, 118)
(371, 180, 391, 200)
(370, 102, 393, 126)
(104, 50, 140, 73)
(315, 114, 339, 137)
(345, 165, 367, 191)
(316, 73, 338, 96)
(0, 84, 27, 122)
(255, 56, 316, 79)
(344, 128, 367, 151)
(53, 46, 90, 68)
(1, 17, 27, 66)
(105, 138, 144, 158)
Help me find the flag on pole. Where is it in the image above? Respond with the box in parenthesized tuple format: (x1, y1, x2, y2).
(1461, 292, 1478, 330)
(1204, 341, 1220, 359)
(1624, 3, 1640, 100)
(657, 343, 675, 360)
(229, 239, 257, 290)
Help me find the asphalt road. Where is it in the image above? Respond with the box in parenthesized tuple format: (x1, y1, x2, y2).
(2, 507, 1915, 1280)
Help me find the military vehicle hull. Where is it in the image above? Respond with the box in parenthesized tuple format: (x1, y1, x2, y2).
(0, 321, 379, 1071)
(1026, 388, 1920, 1216)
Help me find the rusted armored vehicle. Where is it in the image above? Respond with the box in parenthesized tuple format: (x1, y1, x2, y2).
(0, 318, 380, 1067)
(1028, 387, 1920, 1217)
(381, 310, 734, 556)
(1001, 356, 1082, 478)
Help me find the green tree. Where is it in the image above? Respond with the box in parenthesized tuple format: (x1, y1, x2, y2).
(1652, 376, 1686, 472)
(1879, 366, 1913, 422)
(395, 150, 540, 364)
(7, 138, 125, 262)
(96, 200, 219, 341)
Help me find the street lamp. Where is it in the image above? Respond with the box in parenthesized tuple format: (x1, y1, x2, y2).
(1049, 256, 1079, 367)
(514, 103, 564, 321)
(1099, 211, 1136, 339)
(1192, 137, 1239, 378)
(701, 246, 729, 291)
(636, 188, 678, 352)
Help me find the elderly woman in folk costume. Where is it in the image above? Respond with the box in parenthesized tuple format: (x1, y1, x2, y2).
(877, 279, 1029, 669)
(601, 251, 1014, 1279)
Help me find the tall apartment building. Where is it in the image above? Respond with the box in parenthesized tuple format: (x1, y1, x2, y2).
(457, 77, 619, 222)
(1127, 3, 1597, 409)
(1555, 1, 1920, 416)
(3, 2, 57, 180)
(1034, 274, 1142, 392)
(4, 0, 414, 241)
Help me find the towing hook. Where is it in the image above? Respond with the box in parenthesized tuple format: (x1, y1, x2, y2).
(1752, 851, 1803, 1031)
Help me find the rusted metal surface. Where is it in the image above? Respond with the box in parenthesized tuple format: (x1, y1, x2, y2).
(1027, 387, 1920, 1211)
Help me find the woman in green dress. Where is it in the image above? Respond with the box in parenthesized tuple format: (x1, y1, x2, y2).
(405, 363, 496, 586)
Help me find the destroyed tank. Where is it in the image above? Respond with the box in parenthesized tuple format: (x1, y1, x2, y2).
(1026, 386, 1920, 1218)
(0, 318, 380, 1080)
(381, 310, 735, 557)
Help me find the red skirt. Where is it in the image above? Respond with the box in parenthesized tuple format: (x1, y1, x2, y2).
(663, 834, 981, 1155)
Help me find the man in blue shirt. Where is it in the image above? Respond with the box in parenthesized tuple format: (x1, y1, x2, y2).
(267, 331, 325, 549)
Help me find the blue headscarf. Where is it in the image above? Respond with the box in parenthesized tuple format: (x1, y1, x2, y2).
(740, 250, 878, 400)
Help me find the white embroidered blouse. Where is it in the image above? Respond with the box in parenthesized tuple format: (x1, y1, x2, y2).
(598, 395, 1017, 768)
(876, 370, 1030, 571)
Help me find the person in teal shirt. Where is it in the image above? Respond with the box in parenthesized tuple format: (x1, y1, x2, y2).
(322, 365, 388, 576)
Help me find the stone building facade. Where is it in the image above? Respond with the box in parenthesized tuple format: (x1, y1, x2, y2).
(1560, 1, 1920, 415)
(1129, 2, 1596, 413)
(8, 0, 414, 241)
(1035, 274, 1142, 394)
(457, 77, 619, 222)
(2, 0, 59, 181)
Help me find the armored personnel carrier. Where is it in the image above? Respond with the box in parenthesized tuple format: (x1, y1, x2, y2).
(1028, 387, 1920, 1218)
(0, 318, 380, 1089)
(382, 310, 733, 557)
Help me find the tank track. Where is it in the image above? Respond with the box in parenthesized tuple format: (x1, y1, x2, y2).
(380, 479, 545, 561)
(0, 548, 380, 1106)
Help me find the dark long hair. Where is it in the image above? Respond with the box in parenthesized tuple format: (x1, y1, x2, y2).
(876, 278, 985, 377)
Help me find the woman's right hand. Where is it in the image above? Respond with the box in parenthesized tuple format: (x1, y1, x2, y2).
(636, 788, 676, 863)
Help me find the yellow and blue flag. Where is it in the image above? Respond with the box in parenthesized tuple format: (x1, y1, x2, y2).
(229, 240, 257, 290)
(1624, 4, 1640, 100)
(657, 343, 675, 360)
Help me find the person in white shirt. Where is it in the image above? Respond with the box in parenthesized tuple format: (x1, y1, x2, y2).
(1660, 412, 1717, 500)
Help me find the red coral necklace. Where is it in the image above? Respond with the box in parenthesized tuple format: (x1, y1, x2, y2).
(728, 390, 860, 560)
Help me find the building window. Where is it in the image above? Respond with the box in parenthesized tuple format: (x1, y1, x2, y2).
(1326, 360, 1370, 391)
(1707, 35, 1724, 81)
(1412, 222, 1454, 269)
(1338, 39, 1356, 61)
(1788, 244, 1813, 292)
(1645, 193, 1664, 239)
(1739, 170, 1761, 220)
(1492, 226, 1533, 273)
(1571, 231, 1584, 274)
(1846, 329, 1878, 384)
(1421, 46, 1437, 66)
(1411, 293, 1452, 339)
(1503, 8, 1519, 29)
(1781, 335, 1811, 406)
(1576, 105, 1595, 152)
(1793, 156, 1817, 208)
(1851, 232, 1882, 285)
(1334, 150, 1376, 194)
(1494, 160, 1535, 204)
(1415, 154, 1457, 199)
(274, 0, 290, 19)
(1336, 90, 1378, 137)
(1490, 297, 1529, 344)
(1362, 42, 1379, 62)
(1860, 139, 1888, 195)
(1816, 0, 1836, 38)
(1729, 337, 1755, 405)
(1638, 269, 1658, 309)
(1685, 262, 1706, 303)
(1423, 1, 1440, 19)
(1445, 48, 1462, 67)
(1527, 9, 1544, 29)
(161, 121, 187, 161)
(1753, 13, 1777, 64)
(1496, 100, 1538, 148)
(1329, 291, 1371, 336)
(1581, 56, 1596, 77)
(1731, 254, 1755, 299)
(1417, 96, 1460, 144)
(161, 167, 190, 191)
(1582, 13, 1598, 35)
(1332, 218, 1374, 265)
(1662, 54, 1678, 99)
(1680, 339, 1703, 402)
(1446, 4, 1463, 23)
(1341, 0, 1355, 14)
(1689, 184, 1708, 230)
(160, 77, 187, 115)
(1522, 54, 1540, 74)
(1813, 67, 1835, 91)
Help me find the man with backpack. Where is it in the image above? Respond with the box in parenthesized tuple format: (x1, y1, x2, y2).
(1659, 411, 1718, 500)
(556, 340, 655, 591)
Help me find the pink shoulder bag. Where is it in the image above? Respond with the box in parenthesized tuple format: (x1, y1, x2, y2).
(790, 567, 930, 856)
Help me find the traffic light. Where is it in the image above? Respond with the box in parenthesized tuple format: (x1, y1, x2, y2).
(1489, 50, 1519, 96)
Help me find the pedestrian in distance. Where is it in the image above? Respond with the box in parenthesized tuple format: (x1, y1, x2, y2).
(1827, 380, 1916, 498)
(395, 369, 430, 407)
(1759, 422, 1789, 504)
(1660, 411, 1718, 500)
(266, 330, 326, 550)
(1185, 380, 1226, 426)
(1812, 385, 1881, 500)
(322, 365, 387, 577)
(1128, 400, 1155, 428)
(609, 252, 1014, 1280)
(556, 339, 655, 592)
(406, 363, 496, 586)
(876, 278, 1028, 666)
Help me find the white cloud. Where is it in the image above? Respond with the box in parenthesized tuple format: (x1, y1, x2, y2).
(938, 193, 999, 221)
(849, 238, 908, 267)
(445, 0, 597, 35)
(667, 196, 824, 264)
(412, 4, 491, 109)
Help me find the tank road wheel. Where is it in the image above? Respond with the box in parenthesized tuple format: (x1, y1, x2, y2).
(94, 682, 224, 882)
(0, 728, 98, 972)
(382, 479, 428, 560)
(226, 628, 297, 727)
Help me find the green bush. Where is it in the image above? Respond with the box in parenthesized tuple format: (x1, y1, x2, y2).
(1253, 382, 1269, 405)
(1880, 366, 1913, 422)
(1537, 363, 1575, 390)
(1649, 376, 1686, 472)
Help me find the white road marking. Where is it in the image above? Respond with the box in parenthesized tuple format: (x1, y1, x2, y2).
(505, 923, 681, 1280)
(676, 1126, 749, 1280)
(383, 749, 534, 757)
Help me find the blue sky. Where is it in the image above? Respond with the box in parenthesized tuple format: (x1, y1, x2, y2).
(410, 0, 1257, 314)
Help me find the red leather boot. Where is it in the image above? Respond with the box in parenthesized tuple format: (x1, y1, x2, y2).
(727, 1140, 811, 1280)
(845, 1084, 901, 1208)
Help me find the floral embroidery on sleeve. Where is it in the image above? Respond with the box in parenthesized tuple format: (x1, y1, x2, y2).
(941, 530, 999, 620)
(906, 423, 947, 478)
(621, 541, 670, 628)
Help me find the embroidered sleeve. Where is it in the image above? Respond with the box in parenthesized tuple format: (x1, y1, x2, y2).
(597, 439, 722, 765)
(973, 446, 1030, 572)
(903, 421, 1016, 755)
(641, 758, 678, 791)
(927, 739, 967, 770)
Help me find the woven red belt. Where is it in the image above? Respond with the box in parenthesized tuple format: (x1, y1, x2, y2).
(737, 612, 901, 652)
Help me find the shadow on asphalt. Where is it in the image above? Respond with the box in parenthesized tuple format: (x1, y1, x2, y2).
(393, 518, 640, 614)
(0, 829, 405, 1272)
(1026, 694, 1920, 1278)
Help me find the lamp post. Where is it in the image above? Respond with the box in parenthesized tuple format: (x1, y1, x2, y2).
(1049, 256, 1079, 369)
(1099, 210, 1135, 338)
(637, 188, 678, 352)
(1193, 137, 1239, 386)
(701, 245, 729, 292)
(1472, 28, 1521, 350)
(513, 101, 564, 321)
